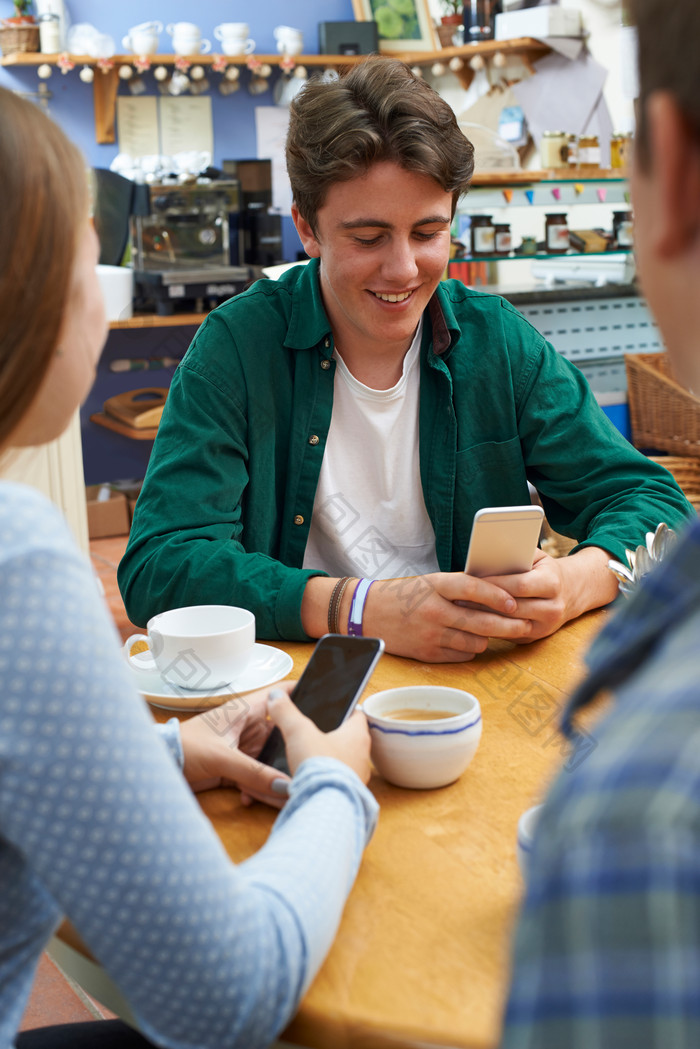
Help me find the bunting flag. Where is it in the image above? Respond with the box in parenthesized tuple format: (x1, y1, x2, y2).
(597, 188, 607, 203)
(551, 187, 561, 201)
(574, 183, 585, 195)
(624, 190, 631, 203)
(502, 189, 513, 204)
(525, 190, 535, 205)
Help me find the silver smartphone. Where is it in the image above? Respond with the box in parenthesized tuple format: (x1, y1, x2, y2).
(464, 505, 545, 578)
(257, 633, 385, 775)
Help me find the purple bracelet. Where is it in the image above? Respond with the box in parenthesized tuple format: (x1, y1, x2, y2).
(347, 578, 374, 637)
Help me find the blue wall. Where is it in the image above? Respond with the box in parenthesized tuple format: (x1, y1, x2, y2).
(0, 0, 355, 165)
(0, 1, 356, 259)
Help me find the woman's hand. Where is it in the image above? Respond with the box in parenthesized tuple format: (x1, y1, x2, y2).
(180, 682, 295, 806)
(266, 689, 372, 783)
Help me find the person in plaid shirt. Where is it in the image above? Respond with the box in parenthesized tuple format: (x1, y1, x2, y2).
(501, 0, 700, 1046)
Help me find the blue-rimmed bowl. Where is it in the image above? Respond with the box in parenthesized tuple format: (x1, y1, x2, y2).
(361, 685, 482, 789)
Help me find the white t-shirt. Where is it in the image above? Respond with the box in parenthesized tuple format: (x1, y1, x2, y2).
(303, 321, 440, 580)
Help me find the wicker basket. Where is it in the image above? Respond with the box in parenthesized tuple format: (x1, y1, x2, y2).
(648, 455, 700, 514)
(0, 22, 40, 55)
(625, 352, 700, 457)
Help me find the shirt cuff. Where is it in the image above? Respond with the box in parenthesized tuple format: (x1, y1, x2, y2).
(156, 717, 184, 769)
(288, 756, 379, 846)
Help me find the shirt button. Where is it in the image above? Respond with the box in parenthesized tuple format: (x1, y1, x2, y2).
(324, 336, 331, 348)
(320, 358, 331, 370)
(309, 434, 319, 446)
(294, 514, 304, 526)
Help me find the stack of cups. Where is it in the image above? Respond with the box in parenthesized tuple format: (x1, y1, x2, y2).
(167, 21, 211, 56)
(213, 22, 256, 56)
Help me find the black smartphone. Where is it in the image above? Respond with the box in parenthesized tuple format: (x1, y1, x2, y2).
(257, 633, 385, 775)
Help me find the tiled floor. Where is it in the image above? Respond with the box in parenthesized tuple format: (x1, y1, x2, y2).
(19, 534, 131, 1033)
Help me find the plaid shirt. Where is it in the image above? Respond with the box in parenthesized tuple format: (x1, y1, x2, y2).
(501, 515, 700, 1049)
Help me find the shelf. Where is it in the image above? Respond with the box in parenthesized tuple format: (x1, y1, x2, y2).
(451, 248, 632, 263)
(90, 411, 158, 440)
(0, 37, 551, 143)
(109, 312, 206, 331)
(470, 170, 628, 186)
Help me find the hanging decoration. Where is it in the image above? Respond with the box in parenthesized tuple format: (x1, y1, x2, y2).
(79, 65, 94, 83)
(37, 63, 53, 79)
(96, 57, 114, 74)
(133, 55, 151, 74)
(448, 56, 464, 72)
(525, 189, 535, 205)
(574, 183, 585, 195)
(118, 64, 133, 80)
(502, 189, 513, 204)
(57, 52, 74, 74)
(551, 187, 561, 201)
(211, 53, 228, 73)
(596, 187, 607, 203)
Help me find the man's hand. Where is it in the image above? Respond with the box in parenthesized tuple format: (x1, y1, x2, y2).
(360, 571, 533, 662)
(487, 546, 619, 641)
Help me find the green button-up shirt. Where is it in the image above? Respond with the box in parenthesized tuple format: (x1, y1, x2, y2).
(118, 259, 692, 638)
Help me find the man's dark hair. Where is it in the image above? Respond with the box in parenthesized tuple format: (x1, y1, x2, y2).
(286, 56, 474, 232)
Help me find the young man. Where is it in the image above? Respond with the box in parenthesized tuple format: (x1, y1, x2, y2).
(501, 0, 700, 1044)
(119, 58, 690, 663)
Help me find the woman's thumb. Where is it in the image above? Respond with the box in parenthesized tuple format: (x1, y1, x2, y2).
(266, 687, 298, 731)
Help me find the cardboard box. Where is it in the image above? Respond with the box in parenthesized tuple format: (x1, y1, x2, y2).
(86, 485, 131, 540)
(495, 5, 582, 39)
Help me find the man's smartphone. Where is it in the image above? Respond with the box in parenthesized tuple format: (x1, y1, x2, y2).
(464, 505, 544, 578)
(257, 633, 385, 775)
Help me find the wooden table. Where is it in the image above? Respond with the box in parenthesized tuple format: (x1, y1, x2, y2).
(55, 611, 607, 1049)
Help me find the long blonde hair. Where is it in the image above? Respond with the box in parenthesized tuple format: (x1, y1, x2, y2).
(0, 88, 88, 449)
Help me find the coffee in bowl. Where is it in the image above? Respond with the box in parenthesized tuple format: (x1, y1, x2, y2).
(361, 685, 482, 789)
(382, 708, 456, 721)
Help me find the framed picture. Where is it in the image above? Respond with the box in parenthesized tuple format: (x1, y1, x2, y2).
(352, 0, 439, 53)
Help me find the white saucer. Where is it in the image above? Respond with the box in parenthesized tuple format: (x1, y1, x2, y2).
(128, 643, 293, 711)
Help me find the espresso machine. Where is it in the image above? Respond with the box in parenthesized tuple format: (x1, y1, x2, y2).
(130, 177, 253, 315)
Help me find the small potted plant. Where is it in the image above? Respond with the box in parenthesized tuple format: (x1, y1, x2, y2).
(437, 0, 463, 46)
(0, 0, 39, 54)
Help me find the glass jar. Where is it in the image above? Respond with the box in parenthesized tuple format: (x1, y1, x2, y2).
(38, 12, 61, 52)
(611, 132, 633, 171)
(612, 210, 634, 247)
(541, 131, 567, 169)
(471, 215, 495, 257)
(566, 133, 578, 169)
(577, 135, 601, 171)
(494, 224, 512, 256)
(545, 213, 569, 254)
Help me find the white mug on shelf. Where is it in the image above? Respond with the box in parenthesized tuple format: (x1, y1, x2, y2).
(273, 24, 303, 56)
(213, 22, 255, 56)
(166, 21, 211, 55)
(122, 20, 162, 56)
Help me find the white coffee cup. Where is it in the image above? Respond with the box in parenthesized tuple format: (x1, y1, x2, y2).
(516, 803, 544, 879)
(123, 605, 255, 690)
(172, 35, 211, 55)
(122, 21, 162, 56)
(214, 23, 255, 56)
(273, 24, 303, 56)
